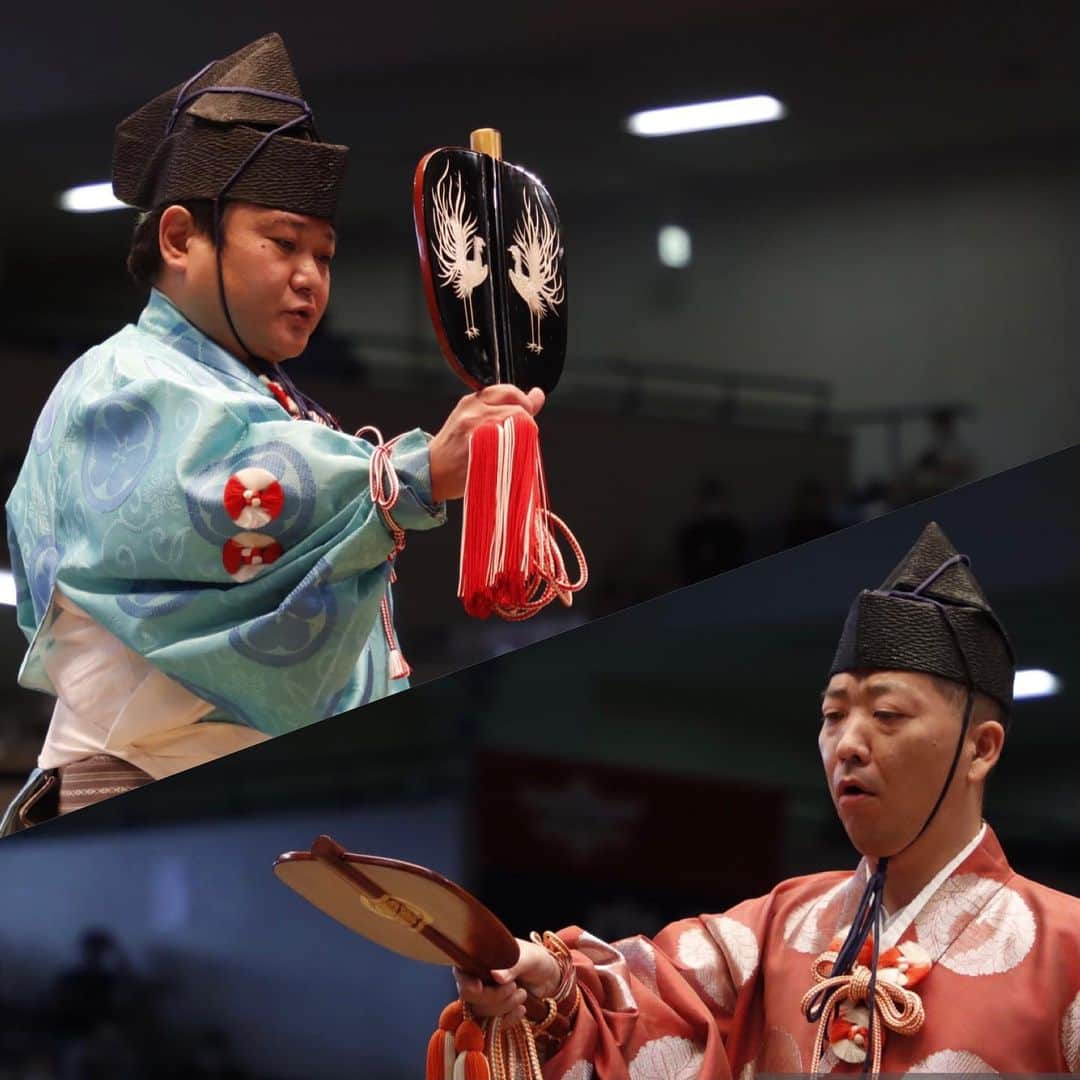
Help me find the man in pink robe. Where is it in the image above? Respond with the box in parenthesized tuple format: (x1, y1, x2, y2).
(458, 522, 1080, 1075)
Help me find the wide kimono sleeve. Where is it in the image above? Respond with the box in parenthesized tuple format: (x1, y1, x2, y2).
(6, 342, 447, 735)
(544, 898, 774, 1080)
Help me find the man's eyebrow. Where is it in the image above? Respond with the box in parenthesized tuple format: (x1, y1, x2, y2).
(266, 213, 302, 229)
(822, 678, 917, 699)
(265, 213, 336, 243)
(863, 680, 913, 698)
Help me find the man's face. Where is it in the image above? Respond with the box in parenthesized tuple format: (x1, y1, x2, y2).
(819, 670, 965, 857)
(186, 203, 335, 363)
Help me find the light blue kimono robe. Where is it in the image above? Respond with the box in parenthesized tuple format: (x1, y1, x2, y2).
(5, 290, 446, 736)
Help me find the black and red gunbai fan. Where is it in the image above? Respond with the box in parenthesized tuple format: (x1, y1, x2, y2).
(414, 128, 586, 620)
(275, 836, 570, 1080)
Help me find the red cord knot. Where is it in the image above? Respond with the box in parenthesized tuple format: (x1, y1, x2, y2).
(800, 938, 931, 1077)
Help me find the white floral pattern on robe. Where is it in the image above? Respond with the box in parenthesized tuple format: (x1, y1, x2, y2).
(545, 827, 1080, 1078)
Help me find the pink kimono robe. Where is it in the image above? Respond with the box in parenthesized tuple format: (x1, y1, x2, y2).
(546, 826, 1080, 1076)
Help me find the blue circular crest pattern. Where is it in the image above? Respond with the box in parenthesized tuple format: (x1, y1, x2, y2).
(32, 392, 61, 455)
(117, 587, 198, 619)
(228, 558, 338, 667)
(170, 673, 256, 728)
(32, 362, 81, 455)
(324, 651, 375, 717)
(81, 390, 162, 511)
(185, 440, 317, 549)
(27, 536, 62, 621)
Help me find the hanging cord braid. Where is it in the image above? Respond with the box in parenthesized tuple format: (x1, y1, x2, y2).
(358, 425, 411, 679)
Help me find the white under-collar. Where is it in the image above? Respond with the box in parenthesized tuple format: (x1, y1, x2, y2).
(874, 822, 986, 949)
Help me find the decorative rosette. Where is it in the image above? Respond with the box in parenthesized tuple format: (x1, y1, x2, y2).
(802, 936, 931, 1074)
(222, 532, 284, 582)
(828, 999, 872, 1063)
(224, 467, 285, 529)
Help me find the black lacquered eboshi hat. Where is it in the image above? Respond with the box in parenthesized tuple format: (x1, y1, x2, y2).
(112, 32, 347, 220)
(829, 521, 1014, 711)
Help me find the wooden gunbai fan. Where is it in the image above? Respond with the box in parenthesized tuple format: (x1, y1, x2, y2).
(273, 835, 518, 975)
(274, 836, 571, 1079)
(413, 128, 586, 620)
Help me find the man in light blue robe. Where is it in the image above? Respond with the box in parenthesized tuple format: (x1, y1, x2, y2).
(8, 286, 444, 735)
(1, 33, 542, 830)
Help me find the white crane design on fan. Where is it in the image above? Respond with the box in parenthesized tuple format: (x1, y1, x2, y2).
(507, 192, 564, 355)
(431, 162, 489, 340)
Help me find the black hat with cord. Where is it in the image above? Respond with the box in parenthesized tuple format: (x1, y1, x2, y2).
(113, 32, 347, 428)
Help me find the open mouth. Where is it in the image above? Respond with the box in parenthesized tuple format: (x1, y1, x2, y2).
(837, 779, 872, 799)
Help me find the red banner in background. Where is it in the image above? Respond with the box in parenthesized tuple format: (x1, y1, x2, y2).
(474, 751, 784, 913)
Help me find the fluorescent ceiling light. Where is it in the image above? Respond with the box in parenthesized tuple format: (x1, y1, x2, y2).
(58, 182, 126, 214)
(0, 570, 16, 607)
(627, 95, 786, 138)
(658, 225, 692, 268)
(1013, 668, 1062, 700)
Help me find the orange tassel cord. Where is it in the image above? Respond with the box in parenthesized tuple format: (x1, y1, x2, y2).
(427, 1001, 463, 1080)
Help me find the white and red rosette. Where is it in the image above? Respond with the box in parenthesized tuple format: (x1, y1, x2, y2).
(223, 467, 285, 529)
(822, 936, 933, 992)
(829, 999, 872, 1063)
(808, 937, 932, 1066)
(874, 940, 932, 989)
(222, 532, 283, 582)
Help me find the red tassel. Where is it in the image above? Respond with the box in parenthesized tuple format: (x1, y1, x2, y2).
(427, 1029, 456, 1080)
(453, 1019, 490, 1080)
(459, 420, 501, 618)
(454, 1018, 485, 1054)
(427, 1002, 464, 1080)
(459, 412, 586, 620)
(454, 1051, 490, 1080)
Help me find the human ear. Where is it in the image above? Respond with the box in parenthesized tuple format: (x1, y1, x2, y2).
(967, 718, 1005, 783)
(158, 205, 198, 273)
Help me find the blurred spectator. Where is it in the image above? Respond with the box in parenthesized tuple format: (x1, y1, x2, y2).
(899, 406, 977, 503)
(60, 1021, 138, 1080)
(837, 478, 893, 527)
(48, 930, 134, 1039)
(675, 480, 748, 584)
(783, 479, 837, 548)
